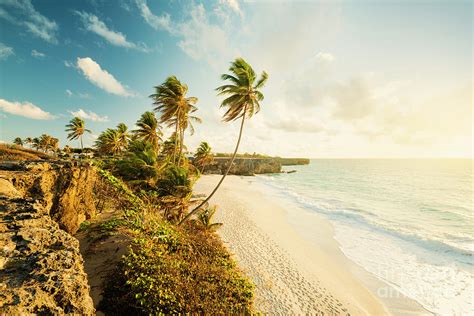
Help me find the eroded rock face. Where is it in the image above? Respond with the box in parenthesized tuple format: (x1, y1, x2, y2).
(0, 161, 97, 314)
(1, 161, 97, 234)
(0, 197, 95, 314)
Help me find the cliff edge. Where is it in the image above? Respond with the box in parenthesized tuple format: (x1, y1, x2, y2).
(0, 161, 96, 314)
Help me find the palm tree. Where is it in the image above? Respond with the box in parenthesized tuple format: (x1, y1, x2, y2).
(39, 134, 52, 152)
(13, 137, 23, 146)
(178, 106, 201, 165)
(95, 128, 122, 156)
(150, 76, 199, 165)
(161, 133, 182, 160)
(133, 111, 163, 152)
(179, 58, 268, 225)
(116, 123, 130, 153)
(24, 137, 33, 148)
(49, 137, 59, 154)
(194, 141, 214, 173)
(32, 137, 41, 151)
(65, 117, 91, 150)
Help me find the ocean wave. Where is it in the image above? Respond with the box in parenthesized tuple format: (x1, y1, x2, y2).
(256, 176, 474, 264)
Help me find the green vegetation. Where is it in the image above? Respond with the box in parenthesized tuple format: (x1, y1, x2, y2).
(214, 152, 271, 158)
(94, 168, 254, 314)
(0, 144, 53, 160)
(101, 220, 253, 315)
(9, 57, 267, 313)
(133, 111, 163, 152)
(197, 205, 223, 231)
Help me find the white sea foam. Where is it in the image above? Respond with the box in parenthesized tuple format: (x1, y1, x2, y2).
(255, 159, 474, 315)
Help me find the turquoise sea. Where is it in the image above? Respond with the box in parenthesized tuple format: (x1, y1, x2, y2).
(257, 159, 473, 315)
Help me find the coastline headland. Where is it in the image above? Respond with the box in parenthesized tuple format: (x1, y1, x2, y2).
(205, 157, 310, 175)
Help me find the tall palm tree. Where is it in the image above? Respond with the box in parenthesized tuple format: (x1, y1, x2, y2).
(133, 111, 163, 152)
(177, 107, 201, 165)
(13, 137, 23, 146)
(194, 141, 214, 173)
(65, 117, 91, 150)
(179, 58, 268, 225)
(150, 76, 199, 165)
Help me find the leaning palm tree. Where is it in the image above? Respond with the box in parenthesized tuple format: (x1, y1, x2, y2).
(179, 58, 268, 225)
(133, 111, 163, 152)
(194, 141, 214, 173)
(13, 137, 23, 146)
(65, 117, 91, 150)
(150, 76, 199, 164)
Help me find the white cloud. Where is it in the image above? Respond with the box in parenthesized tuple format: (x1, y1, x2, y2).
(64, 60, 74, 68)
(135, 0, 172, 32)
(0, 0, 58, 43)
(69, 109, 109, 122)
(66, 89, 73, 96)
(76, 57, 134, 97)
(76, 11, 149, 52)
(220, 0, 242, 16)
(177, 4, 232, 65)
(0, 98, 55, 120)
(0, 42, 14, 60)
(31, 49, 45, 58)
(135, 1, 235, 67)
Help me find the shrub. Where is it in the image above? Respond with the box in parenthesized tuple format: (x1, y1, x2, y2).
(100, 221, 254, 314)
(156, 165, 192, 198)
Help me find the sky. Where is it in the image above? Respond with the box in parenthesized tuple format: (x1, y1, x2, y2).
(0, 0, 472, 158)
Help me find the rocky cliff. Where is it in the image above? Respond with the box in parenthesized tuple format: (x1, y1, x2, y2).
(205, 158, 281, 176)
(0, 161, 96, 314)
(274, 157, 310, 166)
(1, 161, 97, 234)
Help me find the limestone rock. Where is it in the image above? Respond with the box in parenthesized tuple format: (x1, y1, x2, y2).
(0, 178, 21, 199)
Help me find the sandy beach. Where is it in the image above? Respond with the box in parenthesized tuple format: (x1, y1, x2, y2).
(194, 175, 430, 315)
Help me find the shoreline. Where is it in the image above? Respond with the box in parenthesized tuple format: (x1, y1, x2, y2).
(194, 175, 429, 315)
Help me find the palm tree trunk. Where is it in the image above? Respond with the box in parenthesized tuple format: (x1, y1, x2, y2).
(80, 136, 83, 151)
(173, 124, 179, 164)
(178, 106, 247, 225)
(177, 128, 184, 166)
